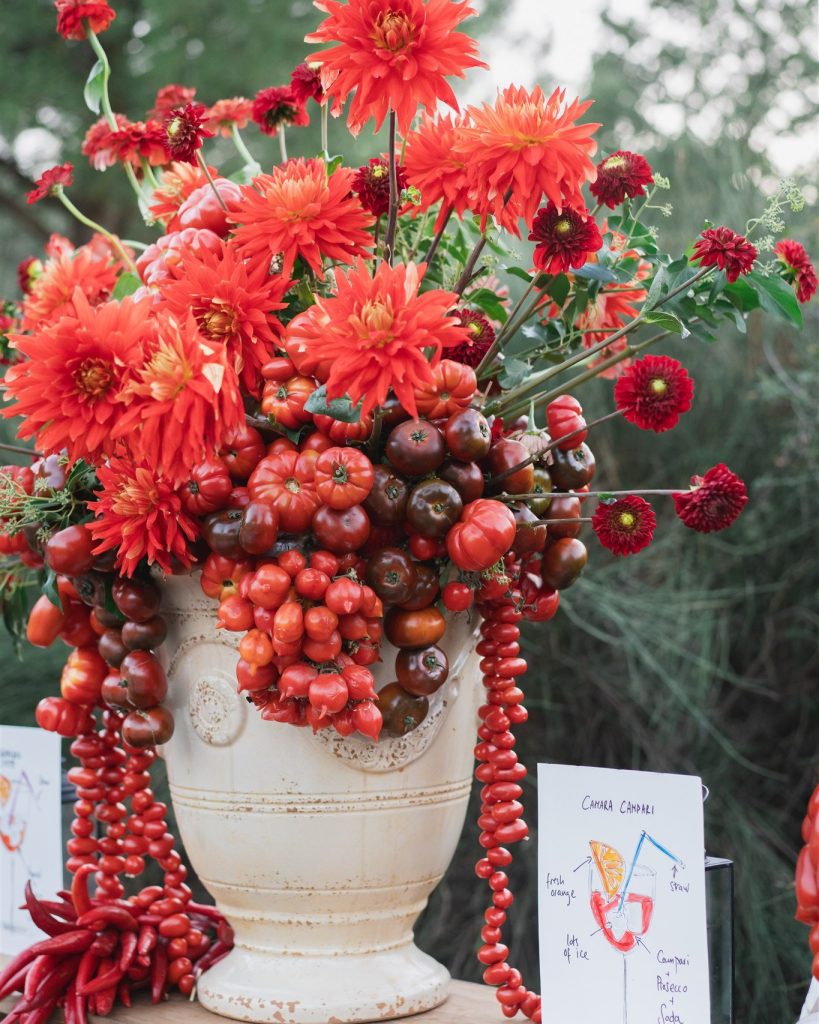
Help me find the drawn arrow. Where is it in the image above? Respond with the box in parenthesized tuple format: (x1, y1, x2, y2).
(672, 866, 678, 878)
(636, 937, 652, 956)
(573, 856, 592, 873)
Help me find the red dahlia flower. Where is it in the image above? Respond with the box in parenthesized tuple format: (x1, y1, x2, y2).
(352, 158, 408, 218)
(614, 355, 694, 433)
(88, 456, 199, 577)
(403, 112, 472, 231)
(285, 259, 470, 418)
(22, 247, 118, 330)
(775, 239, 817, 304)
(149, 84, 197, 119)
(306, 0, 486, 135)
(3, 291, 148, 462)
(674, 463, 748, 533)
(290, 63, 324, 105)
(454, 85, 599, 235)
(204, 98, 254, 137)
(54, 0, 115, 40)
(82, 115, 167, 170)
(590, 150, 654, 209)
(251, 86, 309, 136)
(529, 203, 603, 274)
(26, 164, 73, 205)
(691, 227, 757, 283)
(592, 496, 656, 556)
(449, 309, 496, 368)
(162, 103, 214, 165)
(230, 158, 374, 276)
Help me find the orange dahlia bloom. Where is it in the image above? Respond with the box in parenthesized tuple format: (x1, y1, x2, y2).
(3, 291, 148, 462)
(403, 112, 472, 230)
(305, 0, 486, 135)
(204, 98, 254, 137)
(114, 312, 245, 485)
(88, 456, 199, 577)
(148, 162, 218, 226)
(157, 240, 290, 398)
(22, 247, 119, 330)
(286, 259, 470, 417)
(454, 85, 599, 235)
(230, 158, 374, 276)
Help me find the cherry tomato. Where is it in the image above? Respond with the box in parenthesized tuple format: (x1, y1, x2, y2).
(248, 451, 320, 533)
(446, 499, 517, 572)
(342, 664, 377, 700)
(442, 581, 474, 611)
(279, 662, 318, 700)
(324, 577, 364, 615)
(238, 629, 274, 670)
(445, 407, 492, 462)
(512, 503, 548, 555)
(385, 419, 445, 476)
(247, 564, 292, 609)
(238, 500, 280, 555)
(406, 534, 443, 560)
(101, 671, 130, 708)
(122, 707, 175, 748)
(121, 650, 169, 709)
(406, 479, 463, 537)
(310, 550, 340, 576)
(261, 375, 315, 430)
(302, 631, 343, 662)
(365, 548, 417, 605)
(438, 458, 485, 504)
(523, 587, 560, 622)
(540, 537, 588, 590)
(546, 395, 587, 450)
(351, 700, 383, 741)
(278, 548, 307, 577)
(315, 448, 375, 510)
(486, 439, 534, 496)
(312, 505, 371, 553)
(26, 594, 66, 647)
(338, 613, 370, 640)
(98, 629, 129, 668)
(300, 430, 334, 454)
(112, 577, 162, 623)
(61, 646, 107, 704)
(396, 644, 449, 696)
(413, 360, 477, 419)
(527, 467, 553, 515)
(295, 568, 331, 600)
(549, 443, 596, 490)
(220, 423, 266, 481)
(121, 616, 168, 651)
(180, 457, 233, 516)
(384, 606, 446, 649)
(273, 602, 304, 644)
(44, 524, 95, 576)
(400, 563, 440, 611)
(308, 673, 349, 717)
(216, 595, 255, 630)
(377, 682, 429, 737)
(304, 605, 339, 641)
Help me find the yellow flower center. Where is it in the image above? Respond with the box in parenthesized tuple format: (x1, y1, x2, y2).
(200, 303, 238, 340)
(358, 300, 395, 348)
(373, 11, 415, 53)
(73, 358, 115, 400)
(603, 155, 627, 171)
(468, 322, 483, 337)
(166, 116, 184, 140)
(617, 511, 636, 531)
(649, 377, 668, 396)
(144, 341, 193, 402)
(371, 166, 388, 180)
(554, 217, 574, 238)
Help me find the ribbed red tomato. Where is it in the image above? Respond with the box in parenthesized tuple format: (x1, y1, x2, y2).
(219, 423, 266, 482)
(414, 360, 477, 419)
(312, 412, 374, 443)
(60, 647, 107, 704)
(314, 448, 375, 509)
(446, 499, 517, 572)
(261, 375, 315, 430)
(248, 451, 320, 532)
(545, 395, 588, 450)
(181, 457, 233, 516)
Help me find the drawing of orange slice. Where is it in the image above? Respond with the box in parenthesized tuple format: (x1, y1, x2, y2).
(590, 841, 625, 897)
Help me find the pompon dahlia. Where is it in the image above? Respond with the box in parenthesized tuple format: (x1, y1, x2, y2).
(306, 0, 486, 135)
(590, 150, 654, 209)
(251, 86, 309, 136)
(26, 164, 73, 205)
(204, 98, 254, 137)
(449, 309, 495, 368)
(592, 496, 656, 556)
(136, 228, 223, 287)
(3, 291, 148, 462)
(148, 162, 217, 225)
(88, 456, 199, 577)
(403, 112, 472, 231)
(230, 158, 374, 276)
(674, 463, 748, 533)
(454, 85, 600, 235)
(82, 115, 167, 171)
(352, 158, 408, 218)
(285, 259, 470, 418)
(157, 240, 289, 398)
(162, 103, 214, 165)
(149, 85, 197, 120)
(290, 63, 324, 105)
(691, 226, 757, 283)
(54, 0, 115, 40)
(529, 203, 603, 274)
(113, 312, 245, 485)
(614, 354, 694, 433)
(22, 247, 118, 330)
(775, 239, 817, 304)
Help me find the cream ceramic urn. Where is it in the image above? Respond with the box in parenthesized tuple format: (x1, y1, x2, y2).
(158, 572, 483, 1024)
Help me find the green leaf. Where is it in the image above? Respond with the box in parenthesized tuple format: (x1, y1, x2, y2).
(643, 310, 690, 337)
(747, 270, 803, 327)
(468, 288, 509, 324)
(546, 273, 570, 307)
(42, 569, 62, 610)
(498, 357, 530, 390)
(304, 385, 362, 423)
(83, 59, 106, 115)
(573, 263, 617, 284)
(645, 267, 667, 308)
(724, 277, 760, 313)
(505, 267, 533, 283)
(112, 272, 141, 300)
(324, 154, 344, 175)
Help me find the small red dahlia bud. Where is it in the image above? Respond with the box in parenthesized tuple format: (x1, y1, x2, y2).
(592, 495, 656, 556)
(673, 464, 748, 533)
(290, 63, 324, 105)
(614, 354, 694, 433)
(162, 103, 214, 165)
(352, 158, 407, 218)
(691, 227, 757, 283)
(54, 0, 115, 41)
(774, 239, 817, 304)
(26, 163, 74, 205)
(529, 203, 603, 275)
(251, 86, 309, 137)
(590, 150, 654, 209)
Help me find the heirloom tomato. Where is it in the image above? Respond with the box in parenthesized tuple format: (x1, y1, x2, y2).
(312, 505, 370, 553)
(61, 647, 107, 704)
(314, 448, 375, 509)
(219, 423, 265, 482)
(446, 500, 516, 572)
(364, 465, 409, 524)
(312, 412, 373, 443)
(445, 407, 492, 462)
(385, 419, 445, 476)
(545, 395, 587, 450)
(261, 375, 315, 430)
(384, 606, 446, 649)
(248, 451, 320, 533)
(485, 439, 534, 496)
(413, 360, 477, 419)
(122, 707, 175, 748)
(180, 457, 233, 516)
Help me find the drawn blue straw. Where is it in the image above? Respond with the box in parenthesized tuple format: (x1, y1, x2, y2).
(617, 831, 683, 910)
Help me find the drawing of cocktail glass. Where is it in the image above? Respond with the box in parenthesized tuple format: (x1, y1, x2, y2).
(589, 842, 656, 1024)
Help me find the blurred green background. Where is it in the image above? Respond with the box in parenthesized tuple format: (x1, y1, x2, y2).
(0, 1, 817, 1021)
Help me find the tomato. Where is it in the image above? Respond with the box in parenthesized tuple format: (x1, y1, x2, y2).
(338, 612, 369, 640)
(442, 581, 473, 611)
(414, 360, 477, 419)
(363, 465, 409, 525)
(279, 662, 318, 699)
(300, 431, 334, 454)
(540, 537, 587, 590)
(200, 554, 252, 600)
(400, 563, 440, 611)
(526, 467, 553, 516)
(349, 639, 381, 666)
(220, 423, 266, 482)
(438, 458, 485, 504)
(61, 646, 107, 704)
(98, 629, 129, 668)
(26, 594, 66, 647)
(395, 644, 449, 696)
(101, 670, 130, 707)
(238, 629, 274, 671)
(302, 630, 343, 662)
(216, 595, 255, 631)
(312, 412, 374, 443)
(0, 528, 27, 555)
(247, 564, 292, 609)
(295, 567, 330, 600)
(36, 696, 94, 737)
(406, 479, 463, 537)
(121, 616, 168, 651)
(512, 503, 548, 555)
(309, 550, 339, 576)
(407, 534, 444, 560)
(312, 505, 371, 553)
(545, 494, 582, 539)
(112, 577, 162, 623)
(342, 664, 377, 700)
(260, 375, 314, 430)
(485, 439, 535, 496)
(248, 451, 320, 533)
(122, 707, 175, 749)
(180, 457, 233, 516)
(314, 448, 375, 510)
(308, 673, 349, 718)
(364, 548, 417, 605)
(523, 587, 560, 622)
(44, 524, 95, 576)
(548, 443, 594, 489)
(238, 500, 280, 555)
(445, 407, 492, 462)
(261, 357, 296, 382)
(352, 700, 383, 740)
(304, 606, 339, 641)
(384, 606, 446, 649)
(385, 419, 446, 477)
(273, 602, 304, 644)
(277, 549, 306, 577)
(446, 499, 517, 572)
(202, 509, 244, 558)
(121, 650, 169, 708)
(377, 682, 429, 737)
(546, 395, 587, 450)
(325, 578, 364, 615)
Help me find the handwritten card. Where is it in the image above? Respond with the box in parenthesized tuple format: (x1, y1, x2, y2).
(0, 724, 64, 954)
(537, 763, 710, 1024)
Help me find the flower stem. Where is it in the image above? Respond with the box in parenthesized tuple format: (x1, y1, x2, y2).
(477, 274, 550, 379)
(423, 206, 453, 266)
(231, 124, 261, 176)
(321, 103, 330, 160)
(57, 192, 138, 273)
(278, 126, 288, 163)
(196, 152, 228, 212)
(500, 489, 682, 502)
(383, 112, 399, 266)
(140, 159, 159, 190)
(0, 442, 41, 459)
(454, 234, 488, 295)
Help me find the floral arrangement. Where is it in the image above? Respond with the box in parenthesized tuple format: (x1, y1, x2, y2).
(0, 0, 815, 1021)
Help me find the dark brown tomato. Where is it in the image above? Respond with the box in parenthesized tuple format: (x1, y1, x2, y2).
(363, 465, 410, 525)
(395, 644, 449, 696)
(238, 500, 279, 555)
(98, 629, 129, 668)
(485, 440, 535, 496)
(445, 408, 492, 462)
(202, 509, 244, 559)
(121, 651, 168, 709)
(549, 443, 596, 490)
(406, 479, 463, 537)
(121, 617, 168, 652)
(364, 547, 418, 605)
(438, 458, 485, 504)
(376, 682, 429, 737)
(101, 672, 130, 709)
(112, 577, 161, 624)
(380, 393, 412, 429)
(512, 503, 548, 556)
(384, 606, 446, 649)
(540, 538, 588, 591)
(527, 467, 553, 515)
(122, 707, 175, 749)
(92, 603, 126, 629)
(546, 494, 582, 539)
(399, 563, 440, 611)
(385, 419, 445, 477)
